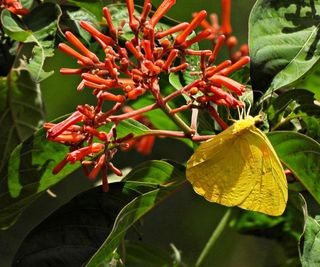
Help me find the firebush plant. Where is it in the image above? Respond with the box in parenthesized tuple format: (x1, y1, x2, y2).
(0, 0, 320, 266)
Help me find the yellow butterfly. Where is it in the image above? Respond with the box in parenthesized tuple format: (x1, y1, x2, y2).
(186, 116, 288, 216)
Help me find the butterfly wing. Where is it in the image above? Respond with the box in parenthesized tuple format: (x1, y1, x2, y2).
(237, 128, 288, 216)
(186, 124, 288, 216)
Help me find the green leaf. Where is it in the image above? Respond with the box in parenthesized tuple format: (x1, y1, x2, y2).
(108, 3, 176, 41)
(67, 0, 104, 21)
(249, 0, 320, 95)
(295, 66, 320, 100)
(0, 116, 151, 229)
(86, 160, 186, 266)
(12, 161, 186, 266)
(268, 131, 320, 204)
(0, 70, 44, 176)
(66, 8, 100, 45)
(1, 4, 61, 82)
(1, 10, 31, 41)
(20, 0, 33, 9)
(267, 89, 320, 137)
(299, 215, 320, 267)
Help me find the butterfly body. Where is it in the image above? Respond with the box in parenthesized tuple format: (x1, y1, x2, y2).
(186, 117, 288, 216)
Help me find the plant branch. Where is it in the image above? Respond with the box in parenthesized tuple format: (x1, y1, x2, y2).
(195, 208, 232, 267)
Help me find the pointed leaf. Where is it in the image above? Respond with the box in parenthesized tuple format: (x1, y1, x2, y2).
(12, 161, 186, 266)
(1, 10, 31, 41)
(64, 8, 100, 45)
(86, 160, 186, 266)
(267, 89, 320, 137)
(268, 131, 320, 204)
(1, 3, 61, 82)
(0, 70, 44, 175)
(249, 0, 320, 95)
(299, 215, 320, 267)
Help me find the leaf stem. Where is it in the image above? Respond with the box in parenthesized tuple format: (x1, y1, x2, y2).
(195, 208, 232, 267)
(271, 115, 299, 131)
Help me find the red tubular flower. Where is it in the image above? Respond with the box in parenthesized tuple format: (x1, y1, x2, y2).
(47, 111, 83, 139)
(49, 133, 86, 143)
(174, 10, 207, 45)
(162, 49, 178, 71)
(82, 73, 117, 88)
(221, 0, 232, 35)
(2, 0, 29, 15)
(205, 60, 232, 77)
(58, 43, 94, 66)
(60, 68, 84, 75)
(80, 21, 113, 45)
(67, 143, 105, 163)
(149, 0, 176, 28)
(209, 75, 245, 95)
(141, 1, 152, 24)
(155, 22, 189, 39)
(219, 56, 250, 76)
(208, 35, 226, 64)
(100, 92, 126, 103)
(65, 31, 99, 63)
(88, 154, 106, 180)
(52, 158, 69, 175)
(170, 63, 189, 73)
(126, 0, 139, 31)
(181, 28, 213, 48)
(142, 40, 153, 60)
(125, 41, 144, 61)
(103, 7, 117, 38)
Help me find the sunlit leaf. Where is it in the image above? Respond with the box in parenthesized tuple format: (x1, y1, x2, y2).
(249, 0, 320, 95)
(1, 10, 31, 41)
(0, 70, 44, 178)
(67, 0, 104, 20)
(268, 131, 320, 204)
(58, 8, 100, 45)
(299, 215, 320, 267)
(0, 117, 151, 229)
(1, 4, 61, 82)
(266, 89, 320, 138)
(12, 161, 186, 266)
(295, 66, 320, 100)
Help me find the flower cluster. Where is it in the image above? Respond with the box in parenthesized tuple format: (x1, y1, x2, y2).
(1, 0, 29, 15)
(195, 0, 249, 62)
(46, 0, 249, 191)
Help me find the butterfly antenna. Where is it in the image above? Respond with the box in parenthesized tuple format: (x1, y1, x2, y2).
(246, 101, 252, 117)
(226, 108, 234, 122)
(237, 106, 244, 120)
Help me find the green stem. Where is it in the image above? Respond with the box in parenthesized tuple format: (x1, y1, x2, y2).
(162, 102, 194, 136)
(195, 208, 232, 267)
(271, 115, 299, 131)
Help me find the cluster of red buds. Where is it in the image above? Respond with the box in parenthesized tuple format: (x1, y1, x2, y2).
(0, 0, 29, 15)
(194, 0, 249, 62)
(45, 0, 250, 191)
